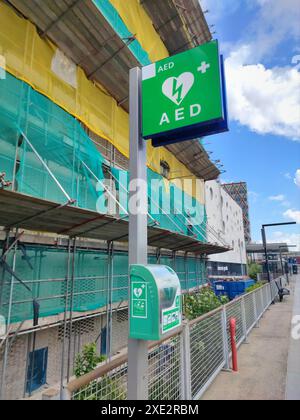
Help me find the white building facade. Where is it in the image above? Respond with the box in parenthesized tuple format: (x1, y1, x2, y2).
(205, 181, 247, 278)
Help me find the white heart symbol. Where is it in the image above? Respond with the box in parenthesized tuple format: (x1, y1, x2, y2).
(162, 72, 195, 106)
(134, 288, 143, 298)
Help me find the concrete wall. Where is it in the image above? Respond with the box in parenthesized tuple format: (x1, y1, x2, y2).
(205, 181, 247, 269)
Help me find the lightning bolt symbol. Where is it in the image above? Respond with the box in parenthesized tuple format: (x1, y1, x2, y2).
(172, 79, 183, 104)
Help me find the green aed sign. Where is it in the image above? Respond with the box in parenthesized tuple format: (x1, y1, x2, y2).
(142, 40, 228, 146)
(130, 265, 182, 341)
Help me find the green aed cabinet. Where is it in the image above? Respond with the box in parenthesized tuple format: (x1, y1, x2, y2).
(129, 265, 182, 341)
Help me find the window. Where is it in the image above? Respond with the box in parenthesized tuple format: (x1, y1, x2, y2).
(160, 160, 170, 179)
(26, 348, 48, 394)
(210, 187, 213, 200)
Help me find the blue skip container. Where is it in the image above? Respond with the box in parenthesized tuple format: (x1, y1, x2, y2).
(213, 279, 255, 300)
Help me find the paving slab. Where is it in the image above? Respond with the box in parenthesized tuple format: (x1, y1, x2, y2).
(285, 275, 300, 400)
(202, 277, 297, 401)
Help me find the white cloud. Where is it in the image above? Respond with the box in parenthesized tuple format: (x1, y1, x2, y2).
(294, 169, 300, 187)
(209, 0, 300, 141)
(271, 231, 300, 251)
(269, 195, 291, 207)
(284, 209, 300, 224)
(269, 194, 285, 202)
(254, 0, 300, 49)
(225, 54, 300, 140)
(284, 173, 292, 180)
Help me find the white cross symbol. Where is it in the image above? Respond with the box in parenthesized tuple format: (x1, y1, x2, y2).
(198, 61, 210, 74)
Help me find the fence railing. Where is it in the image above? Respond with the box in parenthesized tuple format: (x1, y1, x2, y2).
(66, 281, 278, 401)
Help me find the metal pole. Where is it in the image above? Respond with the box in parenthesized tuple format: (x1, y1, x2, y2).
(67, 237, 77, 382)
(109, 242, 114, 361)
(60, 238, 72, 400)
(0, 229, 10, 310)
(0, 229, 18, 400)
(285, 254, 290, 286)
(105, 242, 111, 360)
(18, 130, 74, 203)
(28, 248, 41, 397)
(195, 255, 200, 290)
(221, 306, 230, 370)
(180, 322, 192, 400)
(239, 243, 244, 276)
(279, 248, 284, 277)
(128, 66, 149, 401)
(280, 246, 292, 286)
(261, 227, 270, 283)
(184, 252, 188, 292)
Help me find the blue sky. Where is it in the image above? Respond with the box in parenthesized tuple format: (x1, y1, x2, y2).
(200, 0, 300, 248)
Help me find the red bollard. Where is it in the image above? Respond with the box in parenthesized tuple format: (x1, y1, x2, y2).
(230, 318, 238, 372)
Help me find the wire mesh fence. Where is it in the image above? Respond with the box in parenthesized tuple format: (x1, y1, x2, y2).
(67, 281, 278, 401)
(190, 309, 224, 399)
(243, 293, 257, 333)
(72, 360, 128, 401)
(148, 333, 182, 400)
(226, 299, 244, 348)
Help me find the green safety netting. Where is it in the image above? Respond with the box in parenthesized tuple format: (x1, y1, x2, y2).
(0, 72, 208, 324)
(0, 242, 207, 324)
(0, 73, 105, 210)
(0, 72, 207, 241)
(92, 0, 151, 66)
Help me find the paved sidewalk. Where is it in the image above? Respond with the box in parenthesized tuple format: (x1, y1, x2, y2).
(285, 275, 300, 400)
(202, 276, 298, 400)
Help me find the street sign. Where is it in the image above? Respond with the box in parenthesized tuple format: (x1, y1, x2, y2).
(142, 40, 228, 147)
(130, 265, 182, 341)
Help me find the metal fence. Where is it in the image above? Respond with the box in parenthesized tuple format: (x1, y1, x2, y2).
(66, 281, 278, 401)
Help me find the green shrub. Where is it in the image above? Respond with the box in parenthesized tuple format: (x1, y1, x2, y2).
(74, 343, 106, 378)
(248, 263, 263, 281)
(246, 282, 265, 293)
(73, 343, 126, 400)
(184, 286, 229, 320)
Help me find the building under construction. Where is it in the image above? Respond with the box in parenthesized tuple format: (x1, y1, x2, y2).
(222, 182, 252, 244)
(0, 0, 230, 399)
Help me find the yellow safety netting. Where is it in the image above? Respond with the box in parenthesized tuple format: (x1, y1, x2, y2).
(110, 0, 169, 62)
(0, 2, 203, 202)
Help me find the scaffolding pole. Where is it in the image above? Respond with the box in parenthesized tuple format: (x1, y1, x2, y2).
(109, 242, 114, 361)
(60, 238, 72, 400)
(0, 229, 10, 311)
(0, 228, 18, 400)
(67, 237, 77, 382)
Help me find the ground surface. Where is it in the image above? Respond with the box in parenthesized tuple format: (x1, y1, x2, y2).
(285, 275, 300, 400)
(202, 275, 299, 401)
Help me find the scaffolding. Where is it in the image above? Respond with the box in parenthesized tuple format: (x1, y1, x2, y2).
(0, 71, 229, 399)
